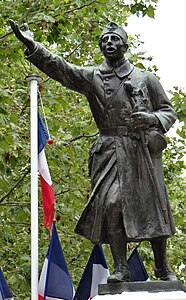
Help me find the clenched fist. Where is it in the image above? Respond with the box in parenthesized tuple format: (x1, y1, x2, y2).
(130, 111, 158, 129)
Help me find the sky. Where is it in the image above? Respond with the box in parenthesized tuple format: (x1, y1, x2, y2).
(127, 0, 186, 92)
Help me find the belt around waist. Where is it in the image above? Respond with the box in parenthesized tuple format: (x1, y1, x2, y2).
(99, 126, 132, 136)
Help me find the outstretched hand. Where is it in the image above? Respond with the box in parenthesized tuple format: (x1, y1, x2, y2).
(9, 20, 36, 53)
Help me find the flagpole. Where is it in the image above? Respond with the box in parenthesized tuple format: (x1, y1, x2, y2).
(26, 74, 42, 300)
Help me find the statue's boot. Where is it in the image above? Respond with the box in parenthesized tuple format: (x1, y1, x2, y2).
(107, 231, 130, 283)
(151, 237, 178, 281)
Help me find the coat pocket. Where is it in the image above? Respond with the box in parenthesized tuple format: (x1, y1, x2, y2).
(147, 130, 167, 154)
(88, 141, 102, 176)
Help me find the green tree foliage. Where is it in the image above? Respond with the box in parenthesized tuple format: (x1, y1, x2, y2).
(0, 0, 185, 298)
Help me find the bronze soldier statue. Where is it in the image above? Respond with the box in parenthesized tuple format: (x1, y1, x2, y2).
(10, 20, 178, 282)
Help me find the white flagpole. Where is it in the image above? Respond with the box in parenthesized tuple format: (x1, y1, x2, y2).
(26, 75, 42, 300)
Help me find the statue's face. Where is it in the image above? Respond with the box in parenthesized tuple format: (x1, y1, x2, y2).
(101, 33, 125, 61)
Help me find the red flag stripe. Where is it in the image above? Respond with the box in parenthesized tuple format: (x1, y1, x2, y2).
(40, 175, 54, 229)
(38, 149, 55, 230)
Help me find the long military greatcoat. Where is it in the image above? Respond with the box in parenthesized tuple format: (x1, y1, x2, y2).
(28, 44, 177, 243)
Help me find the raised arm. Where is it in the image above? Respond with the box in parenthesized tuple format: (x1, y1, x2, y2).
(9, 20, 93, 95)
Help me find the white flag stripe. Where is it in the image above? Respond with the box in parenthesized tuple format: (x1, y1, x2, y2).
(38, 258, 65, 300)
(38, 150, 52, 186)
(46, 297, 65, 300)
(90, 263, 110, 298)
(38, 258, 48, 297)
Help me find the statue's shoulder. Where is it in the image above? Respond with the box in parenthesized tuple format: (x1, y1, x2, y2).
(129, 65, 147, 83)
(132, 64, 146, 75)
(131, 65, 158, 83)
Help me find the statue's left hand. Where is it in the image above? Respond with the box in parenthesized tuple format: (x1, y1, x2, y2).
(130, 112, 158, 129)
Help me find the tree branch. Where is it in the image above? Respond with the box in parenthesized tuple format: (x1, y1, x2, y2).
(1, 0, 96, 41)
(63, 131, 98, 146)
(0, 202, 30, 206)
(55, 189, 69, 197)
(69, 252, 82, 264)
(65, 42, 83, 59)
(64, 0, 96, 14)
(6, 221, 30, 226)
(18, 0, 40, 24)
(0, 168, 30, 204)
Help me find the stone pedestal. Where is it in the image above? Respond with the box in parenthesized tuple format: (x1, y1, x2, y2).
(95, 291, 186, 299)
(99, 280, 186, 294)
(95, 281, 186, 300)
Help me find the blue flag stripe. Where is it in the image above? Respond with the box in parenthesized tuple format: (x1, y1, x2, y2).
(73, 254, 93, 300)
(46, 224, 70, 275)
(92, 244, 108, 268)
(0, 281, 5, 300)
(44, 223, 73, 300)
(74, 244, 109, 300)
(128, 248, 148, 282)
(0, 268, 13, 298)
(47, 262, 73, 299)
(38, 111, 49, 154)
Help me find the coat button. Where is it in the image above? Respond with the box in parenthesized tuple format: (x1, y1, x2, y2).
(105, 77, 109, 81)
(106, 90, 112, 95)
(108, 104, 113, 109)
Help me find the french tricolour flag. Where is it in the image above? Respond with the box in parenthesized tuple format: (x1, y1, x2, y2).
(0, 268, 13, 300)
(128, 248, 149, 282)
(38, 112, 54, 230)
(73, 244, 110, 300)
(38, 223, 74, 300)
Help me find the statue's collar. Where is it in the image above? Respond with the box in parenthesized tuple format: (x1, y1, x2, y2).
(99, 59, 134, 78)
